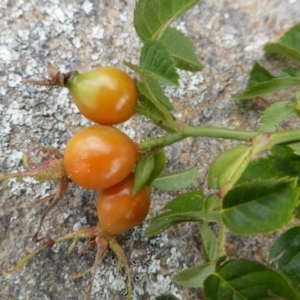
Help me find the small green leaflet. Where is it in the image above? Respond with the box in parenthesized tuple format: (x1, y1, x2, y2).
(140, 39, 179, 86)
(173, 263, 215, 288)
(200, 223, 218, 262)
(204, 259, 300, 300)
(136, 79, 177, 130)
(222, 178, 299, 235)
(134, 0, 200, 42)
(233, 62, 300, 100)
(258, 101, 295, 132)
(147, 79, 174, 111)
(147, 149, 166, 184)
(146, 190, 205, 236)
(133, 152, 155, 195)
(238, 144, 300, 186)
(207, 145, 251, 195)
(161, 28, 205, 72)
(269, 226, 300, 289)
(264, 23, 300, 63)
(152, 167, 197, 191)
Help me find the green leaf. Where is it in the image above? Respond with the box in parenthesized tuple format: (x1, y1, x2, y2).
(239, 144, 300, 185)
(140, 39, 179, 86)
(288, 142, 300, 156)
(173, 263, 215, 288)
(222, 178, 299, 234)
(147, 79, 174, 110)
(161, 28, 205, 72)
(133, 152, 155, 195)
(147, 149, 167, 184)
(207, 145, 251, 196)
(233, 62, 300, 100)
(294, 204, 300, 220)
(146, 190, 205, 236)
(272, 144, 300, 180)
(136, 80, 177, 131)
(204, 194, 221, 222)
(155, 295, 180, 300)
(134, 0, 200, 42)
(204, 259, 300, 300)
(247, 62, 274, 87)
(264, 23, 300, 63)
(200, 223, 218, 262)
(238, 156, 282, 183)
(152, 167, 197, 191)
(259, 101, 295, 132)
(269, 226, 300, 289)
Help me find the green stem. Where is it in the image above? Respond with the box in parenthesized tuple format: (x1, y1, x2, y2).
(217, 221, 227, 258)
(139, 124, 300, 151)
(270, 129, 300, 146)
(139, 124, 257, 150)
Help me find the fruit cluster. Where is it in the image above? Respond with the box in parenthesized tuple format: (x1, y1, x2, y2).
(1, 64, 154, 299)
(63, 66, 151, 237)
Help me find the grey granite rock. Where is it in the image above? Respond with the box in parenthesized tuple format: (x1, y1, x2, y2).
(1, 0, 300, 299)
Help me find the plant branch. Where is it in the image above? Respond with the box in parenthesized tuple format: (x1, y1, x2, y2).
(139, 124, 257, 150)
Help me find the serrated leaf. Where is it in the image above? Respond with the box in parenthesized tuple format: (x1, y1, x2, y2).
(288, 142, 300, 156)
(152, 167, 197, 191)
(238, 156, 282, 183)
(136, 80, 177, 131)
(173, 263, 215, 288)
(147, 149, 167, 184)
(239, 144, 300, 186)
(204, 194, 221, 222)
(146, 190, 205, 236)
(272, 144, 300, 179)
(200, 223, 218, 262)
(264, 23, 300, 63)
(207, 145, 251, 196)
(133, 152, 155, 195)
(247, 62, 274, 87)
(134, 0, 200, 42)
(233, 62, 300, 100)
(161, 28, 205, 72)
(147, 79, 174, 110)
(136, 93, 166, 122)
(140, 39, 179, 86)
(155, 295, 180, 300)
(294, 204, 300, 220)
(269, 226, 300, 289)
(222, 178, 299, 235)
(259, 101, 295, 131)
(204, 259, 300, 300)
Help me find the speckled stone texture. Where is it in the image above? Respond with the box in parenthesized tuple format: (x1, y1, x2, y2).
(1, 0, 300, 299)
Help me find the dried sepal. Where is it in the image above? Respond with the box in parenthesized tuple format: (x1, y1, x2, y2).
(23, 62, 76, 87)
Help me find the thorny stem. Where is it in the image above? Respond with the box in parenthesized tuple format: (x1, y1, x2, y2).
(139, 125, 300, 151)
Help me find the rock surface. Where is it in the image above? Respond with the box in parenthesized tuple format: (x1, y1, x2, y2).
(1, 0, 300, 299)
